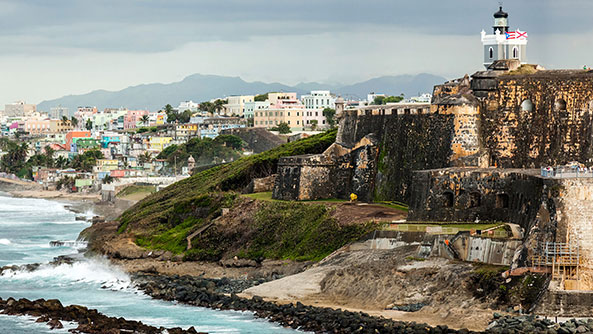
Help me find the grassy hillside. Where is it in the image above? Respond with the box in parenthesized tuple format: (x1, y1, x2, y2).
(133, 193, 376, 262)
(118, 129, 337, 233)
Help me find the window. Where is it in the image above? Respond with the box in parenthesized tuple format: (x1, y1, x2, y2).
(315, 112, 318, 116)
(489, 47, 493, 59)
(288, 112, 291, 116)
(297, 121, 299, 125)
(288, 121, 290, 125)
(512, 47, 518, 58)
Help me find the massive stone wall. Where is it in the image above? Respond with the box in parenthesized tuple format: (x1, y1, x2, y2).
(407, 168, 547, 229)
(479, 71, 593, 167)
(336, 109, 458, 202)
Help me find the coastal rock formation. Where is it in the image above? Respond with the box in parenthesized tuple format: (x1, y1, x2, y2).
(0, 297, 204, 334)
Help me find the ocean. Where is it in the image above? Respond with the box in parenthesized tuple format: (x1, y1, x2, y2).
(0, 194, 299, 333)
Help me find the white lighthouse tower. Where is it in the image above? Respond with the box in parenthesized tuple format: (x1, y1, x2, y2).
(481, 6, 527, 68)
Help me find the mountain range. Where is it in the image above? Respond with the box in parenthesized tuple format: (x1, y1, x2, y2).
(37, 73, 447, 113)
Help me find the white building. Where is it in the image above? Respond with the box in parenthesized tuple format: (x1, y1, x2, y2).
(301, 90, 335, 110)
(224, 95, 254, 116)
(177, 101, 199, 112)
(301, 90, 335, 129)
(367, 93, 385, 104)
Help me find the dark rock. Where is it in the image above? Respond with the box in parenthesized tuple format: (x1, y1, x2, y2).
(47, 319, 63, 329)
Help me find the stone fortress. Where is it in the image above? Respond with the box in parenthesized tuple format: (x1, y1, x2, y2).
(272, 6, 593, 304)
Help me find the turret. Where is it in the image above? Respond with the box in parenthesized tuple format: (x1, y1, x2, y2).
(493, 6, 509, 34)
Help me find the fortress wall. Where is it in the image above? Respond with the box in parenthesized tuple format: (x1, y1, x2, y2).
(554, 179, 593, 278)
(481, 74, 593, 167)
(407, 169, 545, 229)
(373, 114, 456, 202)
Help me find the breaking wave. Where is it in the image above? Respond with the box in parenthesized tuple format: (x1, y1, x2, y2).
(0, 258, 131, 291)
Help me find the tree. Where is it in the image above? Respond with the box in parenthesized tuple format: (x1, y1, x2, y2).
(70, 116, 79, 128)
(178, 110, 192, 124)
(372, 95, 403, 105)
(70, 149, 104, 172)
(254, 93, 268, 102)
(140, 115, 150, 126)
(44, 145, 55, 168)
(310, 120, 318, 131)
(214, 135, 244, 150)
(323, 108, 337, 128)
(85, 118, 93, 130)
(138, 151, 153, 165)
(102, 175, 114, 184)
(61, 115, 69, 123)
(55, 156, 68, 169)
(213, 99, 226, 115)
(271, 122, 291, 134)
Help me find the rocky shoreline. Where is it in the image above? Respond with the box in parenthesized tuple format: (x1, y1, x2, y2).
(0, 297, 205, 334)
(133, 273, 474, 334)
(132, 273, 593, 334)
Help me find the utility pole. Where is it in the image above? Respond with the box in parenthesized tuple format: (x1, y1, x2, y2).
(174, 156, 177, 177)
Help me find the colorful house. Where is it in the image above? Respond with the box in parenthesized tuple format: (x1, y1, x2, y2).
(66, 131, 91, 151)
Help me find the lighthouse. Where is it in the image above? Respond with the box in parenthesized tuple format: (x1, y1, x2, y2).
(481, 6, 527, 68)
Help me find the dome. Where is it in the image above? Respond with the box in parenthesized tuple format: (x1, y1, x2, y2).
(494, 6, 508, 19)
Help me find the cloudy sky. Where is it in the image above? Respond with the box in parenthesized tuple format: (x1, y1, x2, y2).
(0, 0, 590, 106)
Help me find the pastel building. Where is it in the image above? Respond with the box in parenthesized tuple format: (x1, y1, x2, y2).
(49, 119, 74, 133)
(254, 93, 305, 131)
(176, 124, 199, 139)
(148, 137, 173, 152)
(74, 107, 98, 128)
(149, 112, 167, 126)
(244, 101, 270, 120)
(224, 95, 254, 116)
(124, 110, 149, 130)
(66, 131, 91, 151)
(24, 118, 51, 135)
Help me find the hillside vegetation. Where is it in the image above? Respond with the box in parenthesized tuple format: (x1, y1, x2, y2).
(118, 129, 337, 233)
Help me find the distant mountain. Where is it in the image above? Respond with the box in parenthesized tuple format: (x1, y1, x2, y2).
(37, 73, 447, 114)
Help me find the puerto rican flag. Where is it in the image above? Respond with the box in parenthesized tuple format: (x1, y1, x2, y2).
(505, 30, 528, 40)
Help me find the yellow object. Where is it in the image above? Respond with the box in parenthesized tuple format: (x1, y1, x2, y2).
(350, 193, 358, 202)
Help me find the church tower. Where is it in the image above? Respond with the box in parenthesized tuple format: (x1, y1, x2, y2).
(481, 6, 528, 68)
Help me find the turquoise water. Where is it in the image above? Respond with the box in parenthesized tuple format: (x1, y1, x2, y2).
(0, 195, 299, 333)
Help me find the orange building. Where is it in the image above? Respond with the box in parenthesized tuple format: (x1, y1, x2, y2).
(66, 131, 91, 151)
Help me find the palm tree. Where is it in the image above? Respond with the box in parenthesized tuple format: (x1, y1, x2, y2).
(70, 116, 79, 128)
(61, 115, 69, 122)
(55, 156, 68, 169)
(138, 151, 153, 165)
(140, 115, 150, 126)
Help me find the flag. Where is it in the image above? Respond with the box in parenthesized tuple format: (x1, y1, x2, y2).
(506, 30, 528, 40)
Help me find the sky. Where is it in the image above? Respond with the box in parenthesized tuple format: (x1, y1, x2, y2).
(0, 0, 591, 106)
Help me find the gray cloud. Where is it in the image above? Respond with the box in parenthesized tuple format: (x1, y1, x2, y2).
(0, 0, 590, 54)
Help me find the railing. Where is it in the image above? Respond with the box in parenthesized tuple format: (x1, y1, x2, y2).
(541, 166, 593, 178)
